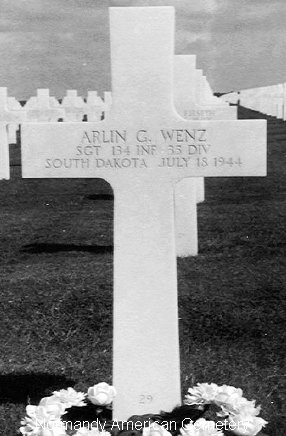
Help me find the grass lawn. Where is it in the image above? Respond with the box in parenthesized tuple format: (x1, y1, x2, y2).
(0, 106, 285, 435)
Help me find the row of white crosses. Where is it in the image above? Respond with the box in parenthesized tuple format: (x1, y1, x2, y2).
(0, 63, 230, 138)
(0, 87, 112, 139)
(0, 87, 27, 180)
(0, 55, 236, 258)
(221, 83, 286, 120)
(20, 6, 266, 420)
(0, 88, 111, 180)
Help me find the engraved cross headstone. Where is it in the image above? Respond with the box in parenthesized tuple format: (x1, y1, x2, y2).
(22, 7, 266, 420)
(174, 55, 237, 257)
(174, 56, 237, 121)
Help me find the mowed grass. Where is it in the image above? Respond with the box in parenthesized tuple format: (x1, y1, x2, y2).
(0, 106, 285, 435)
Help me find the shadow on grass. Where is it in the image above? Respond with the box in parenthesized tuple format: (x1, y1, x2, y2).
(0, 373, 75, 404)
(21, 243, 113, 254)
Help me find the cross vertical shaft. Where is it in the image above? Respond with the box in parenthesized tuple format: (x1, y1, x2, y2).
(109, 7, 176, 120)
(109, 7, 181, 419)
(113, 175, 181, 419)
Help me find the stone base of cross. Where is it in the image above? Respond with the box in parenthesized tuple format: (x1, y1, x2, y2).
(21, 7, 266, 420)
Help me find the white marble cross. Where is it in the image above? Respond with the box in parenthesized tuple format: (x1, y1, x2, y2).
(174, 57, 237, 121)
(86, 91, 105, 121)
(25, 89, 65, 122)
(174, 55, 237, 257)
(86, 91, 112, 121)
(62, 90, 86, 121)
(0, 87, 26, 144)
(22, 7, 266, 420)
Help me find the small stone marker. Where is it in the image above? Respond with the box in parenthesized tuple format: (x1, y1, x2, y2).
(62, 90, 86, 121)
(174, 55, 237, 257)
(0, 124, 9, 179)
(25, 89, 65, 122)
(0, 87, 26, 143)
(22, 7, 266, 420)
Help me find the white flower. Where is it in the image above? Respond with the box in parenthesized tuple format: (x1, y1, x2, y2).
(237, 399, 261, 417)
(215, 389, 260, 417)
(20, 415, 43, 436)
(52, 387, 86, 408)
(87, 382, 116, 406)
(37, 396, 67, 419)
(26, 400, 65, 421)
(181, 418, 224, 436)
(215, 385, 243, 406)
(184, 383, 219, 405)
(20, 416, 65, 436)
(22, 396, 66, 433)
(143, 423, 172, 436)
(227, 414, 268, 436)
(218, 385, 244, 398)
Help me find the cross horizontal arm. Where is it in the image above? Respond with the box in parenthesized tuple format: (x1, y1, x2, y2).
(22, 119, 267, 180)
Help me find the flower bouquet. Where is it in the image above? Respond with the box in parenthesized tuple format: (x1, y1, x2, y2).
(20, 382, 268, 436)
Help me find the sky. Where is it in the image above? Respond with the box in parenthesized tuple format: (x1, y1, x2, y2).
(0, 0, 286, 99)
